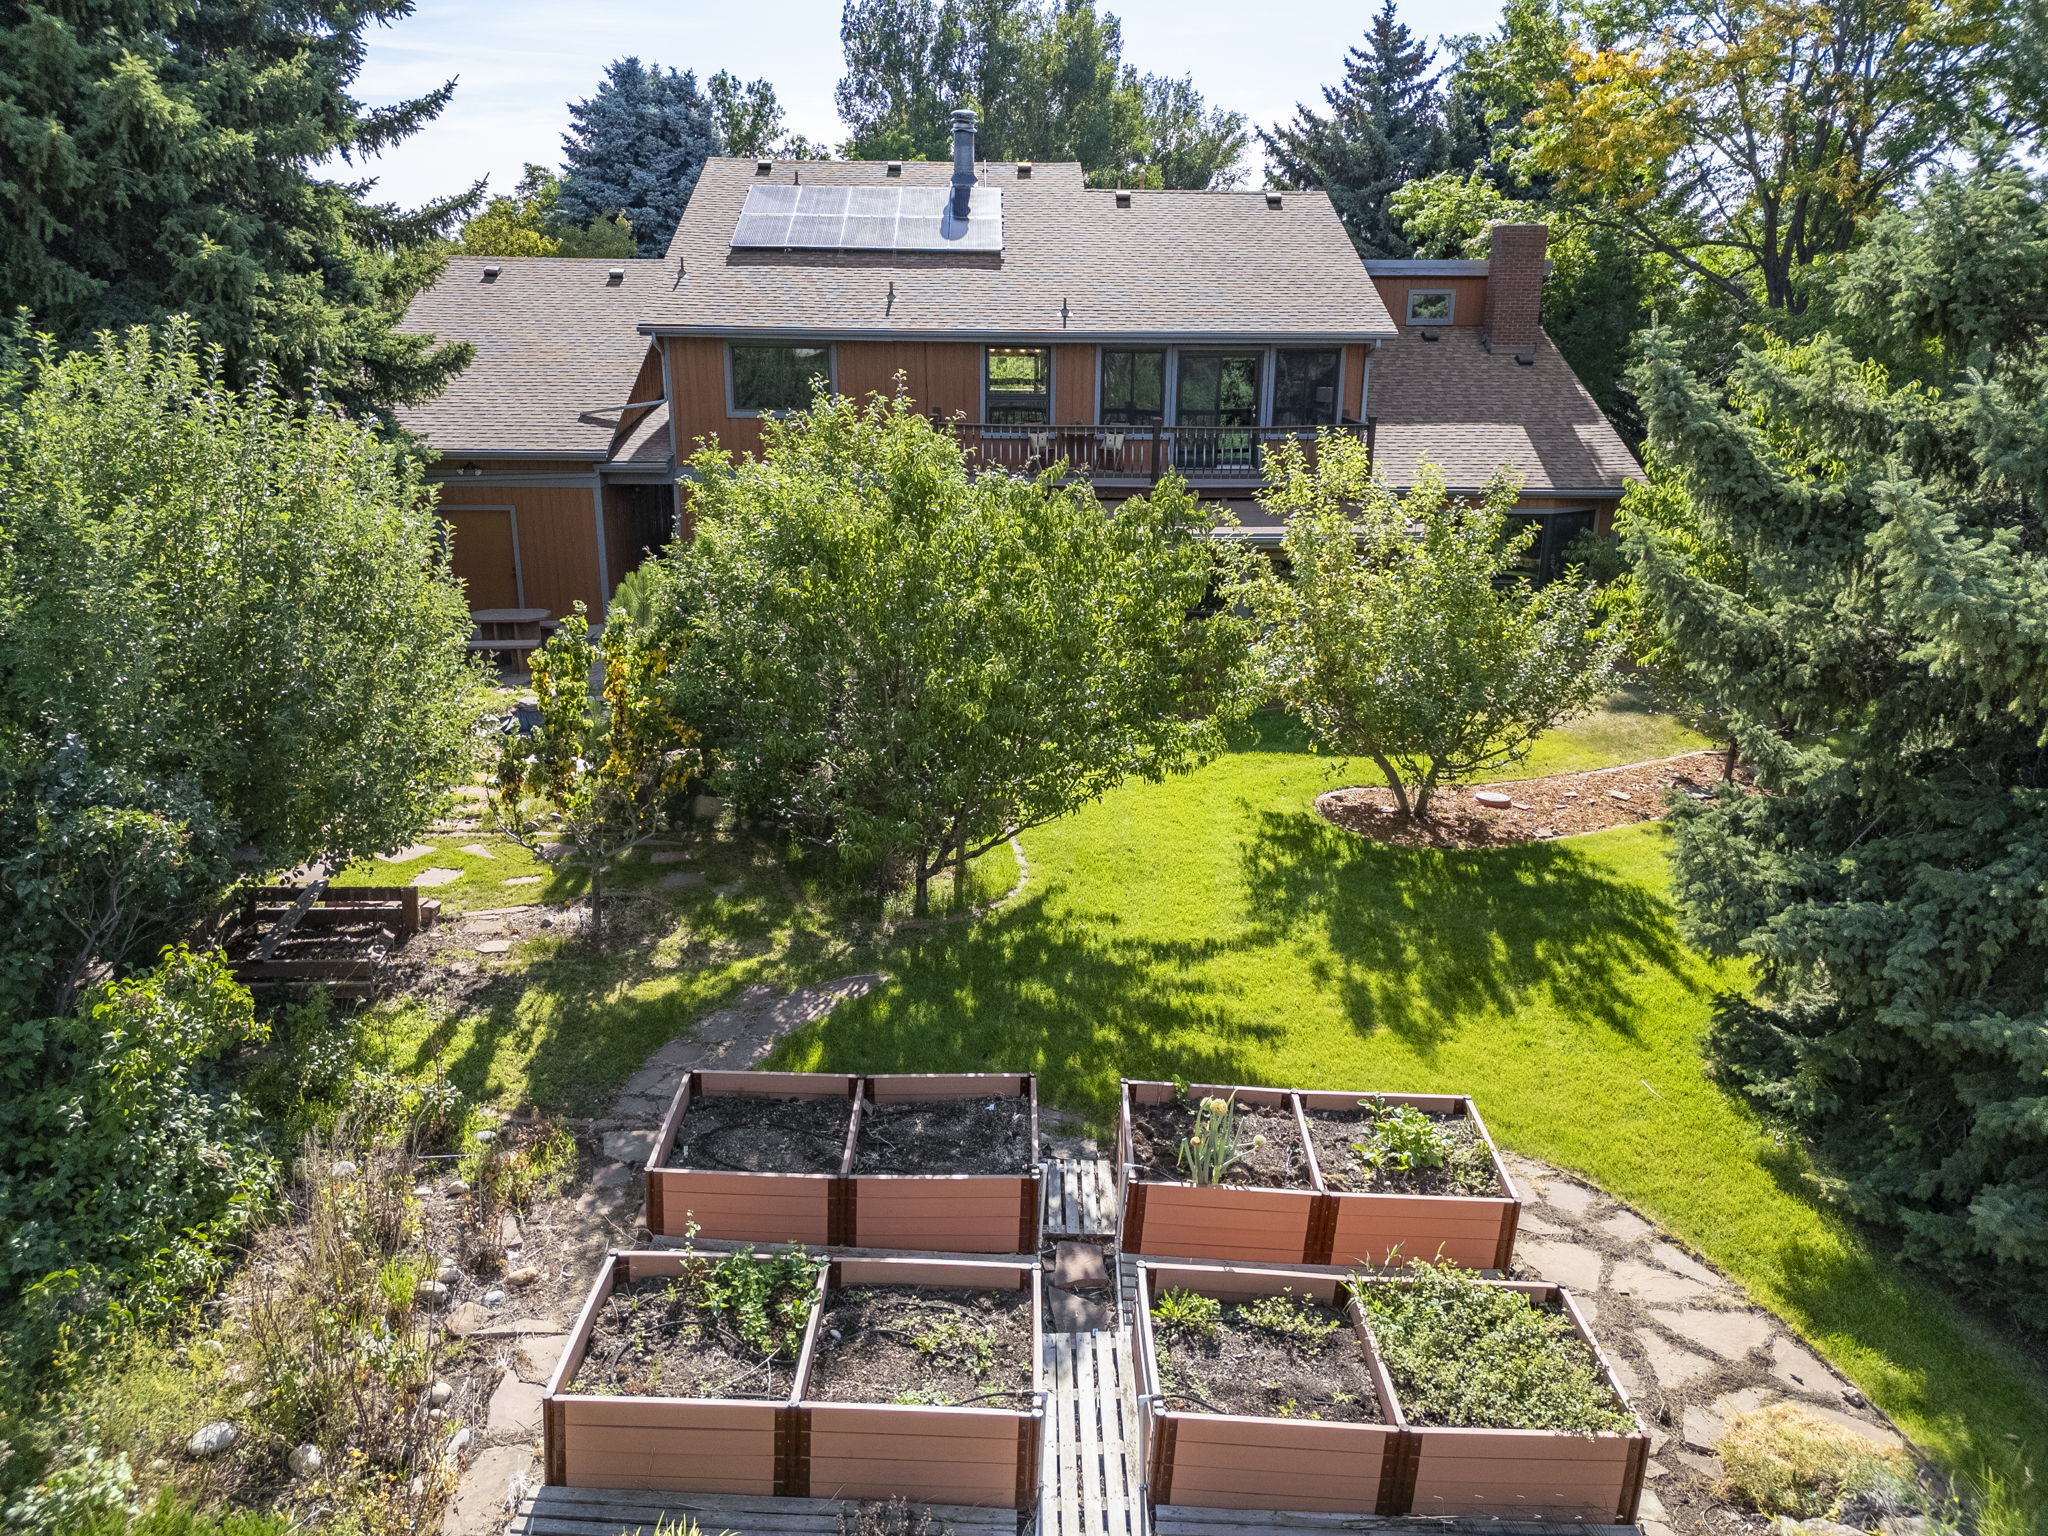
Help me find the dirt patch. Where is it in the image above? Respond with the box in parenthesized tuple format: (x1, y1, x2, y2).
(853, 1096, 1034, 1175)
(671, 1093, 853, 1173)
(1302, 1102, 1502, 1196)
(805, 1285, 1035, 1407)
(566, 1267, 811, 1400)
(1151, 1291, 1383, 1422)
(1317, 751, 1747, 850)
(1129, 1099, 1311, 1189)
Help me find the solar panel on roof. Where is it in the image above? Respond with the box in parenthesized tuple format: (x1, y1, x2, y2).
(729, 184, 1003, 252)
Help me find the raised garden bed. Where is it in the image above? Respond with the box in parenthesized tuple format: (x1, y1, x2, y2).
(1117, 1080, 1520, 1270)
(545, 1251, 1042, 1507)
(1135, 1262, 1647, 1522)
(647, 1072, 1041, 1253)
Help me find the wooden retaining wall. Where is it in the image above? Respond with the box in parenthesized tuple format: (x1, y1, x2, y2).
(1132, 1263, 1647, 1524)
(648, 1071, 1041, 1254)
(1119, 1081, 1521, 1271)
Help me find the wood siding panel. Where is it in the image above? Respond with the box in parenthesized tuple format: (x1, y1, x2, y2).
(434, 483, 602, 619)
(666, 337, 764, 458)
(1055, 344, 1096, 423)
(1344, 345, 1367, 422)
(441, 507, 519, 610)
(1370, 276, 1490, 328)
(924, 343, 982, 420)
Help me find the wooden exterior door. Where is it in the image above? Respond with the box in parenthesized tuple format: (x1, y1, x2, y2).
(442, 507, 519, 610)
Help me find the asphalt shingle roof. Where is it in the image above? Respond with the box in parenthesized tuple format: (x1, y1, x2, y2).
(396, 258, 663, 457)
(640, 157, 1397, 341)
(1366, 327, 1642, 495)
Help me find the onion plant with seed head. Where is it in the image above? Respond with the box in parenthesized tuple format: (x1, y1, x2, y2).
(1176, 1095, 1245, 1186)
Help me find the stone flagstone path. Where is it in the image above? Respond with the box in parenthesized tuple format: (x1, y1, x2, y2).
(1500, 1153, 1905, 1536)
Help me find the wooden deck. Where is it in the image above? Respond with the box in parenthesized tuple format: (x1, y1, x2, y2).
(510, 1159, 1637, 1536)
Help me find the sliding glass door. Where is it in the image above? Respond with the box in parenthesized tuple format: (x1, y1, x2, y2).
(1173, 352, 1261, 470)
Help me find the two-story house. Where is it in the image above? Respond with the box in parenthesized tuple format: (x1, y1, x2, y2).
(398, 113, 1639, 621)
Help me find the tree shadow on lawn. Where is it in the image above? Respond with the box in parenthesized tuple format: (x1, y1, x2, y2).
(1239, 808, 1702, 1054)
(788, 888, 1281, 1124)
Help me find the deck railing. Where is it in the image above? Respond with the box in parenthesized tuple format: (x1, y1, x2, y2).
(947, 421, 1375, 482)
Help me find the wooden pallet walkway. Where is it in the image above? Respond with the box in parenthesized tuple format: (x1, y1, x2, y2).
(509, 1488, 1021, 1536)
(1041, 1328, 1146, 1536)
(1044, 1156, 1119, 1238)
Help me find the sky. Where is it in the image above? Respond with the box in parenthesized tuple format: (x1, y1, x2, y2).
(343, 0, 1511, 209)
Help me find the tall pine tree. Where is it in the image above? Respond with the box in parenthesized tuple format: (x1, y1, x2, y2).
(0, 0, 475, 414)
(557, 59, 723, 258)
(1260, 0, 1450, 257)
(1627, 158, 2048, 1310)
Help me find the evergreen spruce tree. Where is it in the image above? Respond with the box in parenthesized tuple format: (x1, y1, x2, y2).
(1627, 158, 2048, 1309)
(558, 59, 723, 258)
(0, 0, 475, 414)
(1259, 0, 1450, 256)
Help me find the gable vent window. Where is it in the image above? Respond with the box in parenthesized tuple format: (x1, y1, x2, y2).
(1406, 289, 1455, 325)
(1265, 193, 1283, 209)
(1114, 191, 1132, 208)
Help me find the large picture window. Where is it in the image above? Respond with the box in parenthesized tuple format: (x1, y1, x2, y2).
(1099, 350, 1166, 425)
(730, 344, 831, 414)
(985, 347, 1051, 424)
(1272, 349, 1341, 426)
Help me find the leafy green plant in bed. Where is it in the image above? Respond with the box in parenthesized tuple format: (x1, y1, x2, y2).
(1359, 1262, 1635, 1433)
(1151, 1288, 1222, 1342)
(1239, 1291, 1340, 1347)
(1347, 1097, 1496, 1194)
(694, 1245, 822, 1359)
(1176, 1093, 1256, 1186)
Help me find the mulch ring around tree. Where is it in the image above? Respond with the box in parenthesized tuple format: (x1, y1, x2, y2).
(1152, 1291, 1384, 1423)
(669, 1093, 853, 1173)
(804, 1285, 1036, 1407)
(1129, 1099, 1312, 1188)
(853, 1095, 1035, 1175)
(1316, 751, 1749, 850)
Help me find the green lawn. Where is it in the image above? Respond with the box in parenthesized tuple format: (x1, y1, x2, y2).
(371, 703, 2044, 1530)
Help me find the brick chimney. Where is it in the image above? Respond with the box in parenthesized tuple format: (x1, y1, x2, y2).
(1484, 222, 1548, 356)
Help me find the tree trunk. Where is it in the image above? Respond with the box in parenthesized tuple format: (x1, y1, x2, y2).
(1370, 754, 1413, 818)
(913, 859, 930, 919)
(1722, 736, 1740, 782)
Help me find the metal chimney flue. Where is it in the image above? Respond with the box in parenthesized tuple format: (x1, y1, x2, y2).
(949, 108, 978, 220)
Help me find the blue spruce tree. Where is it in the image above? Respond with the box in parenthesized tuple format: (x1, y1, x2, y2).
(558, 59, 723, 257)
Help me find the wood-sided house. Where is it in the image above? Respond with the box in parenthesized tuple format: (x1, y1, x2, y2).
(398, 113, 1639, 621)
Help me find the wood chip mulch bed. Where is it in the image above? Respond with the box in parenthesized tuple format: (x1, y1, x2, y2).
(1129, 1100, 1313, 1189)
(1316, 751, 1749, 850)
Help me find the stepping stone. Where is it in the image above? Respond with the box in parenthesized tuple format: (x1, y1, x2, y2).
(443, 1301, 492, 1337)
(1538, 1178, 1597, 1216)
(1474, 790, 1512, 808)
(1799, 1403, 1906, 1450)
(504, 876, 543, 886)
(1046, 1286, 1115, 1333)
(711, 883, 743, 897)
(1635, 1329, 1717, 1388)
(513, 1334, 571, 1385)
(379, 843, 436, 863)
(1516, 1237, 1605, 1292)
(1516, 1209, 1569, 1236)
(1650, 1306, 1774, 1361)
(459, 844, 495, 859)
(442, 1444, 532, 1535)
(1052, 1241, 1111, 1291)
(1769, 1333, 1840, 1395)
(486, 1372, 545, 1436)
(602, 1129, 658, 1164)
(472, 1316, 565, 1339)
(1610, 1259, 1713, 1304)
(475, 940, 513, 955)
(1608, 789, 1634, 802)
(591, 1161, 635, 1190)
(1600, 1209, 1654, 1243)
(657, 871, 705, 889)
(1649, 1241, 1722, 1287)
(650, 850, 691, 865)
(1672, 1449, 1724, 1481)
(413, 867, 464, 887)
(1682, 1387, 1768, 1451)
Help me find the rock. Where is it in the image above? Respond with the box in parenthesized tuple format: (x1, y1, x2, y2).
(512, 1334, 571, 1384)
(415, 1185, 436, 1199)
(445, 1178, 471, 1196)
(711, 883, 744, 897)
(591, 1161, 635, 1191)
(1672, 1449, 1724, 1481)
(1776, 1522, 1866, 1536)
(657, 871, 705, 890)
(379, 843, 437, 863)
(487, 1373, 547, 1437)
(188, 1421, 239, 1457)
(444, 1301, 493, 1336)
(327, 1159, 359, 1179)
(504, 875, 543, 886)
(1879, 1519, 1932, 1536)
(498, 1213, 523, 1246)
(472, 1316, 564, 1339)
(446, 1426, 474, 1462)
(459, 844, 495, 858)
(413, 867, 464, 887)
(506, 1265, 541, 1288)
(650, 850, 692, 865)
(434, 1263, 461, 1285)
(428, 1379, 454, 1407)
(482, 1289, 507, 1307)
(476, 940, 512, 955)
(1053, 1241, 1112, 1291)
(1649, 1305, 1775, 1361)
(1533, 827, 1556, 838)
(1610, 1260, 1714, 1304)
(1769, 1334, 1839, 1394)
(288, 1444, 322, 1478)
(1511, 801, 1533, 810)
(1473, 790, 1513, 808)
(417, 1280, 451, 1308)
(1607, 789, 1633, 802)
(602, 1128, 658, 1163)
(1515, 1237, 1605, 1292)
(439, 1444, 534, 1535)
(472, 1129, 498, 1144)
(1562, 789, 1581, 799)
(692, 794, 727, 819)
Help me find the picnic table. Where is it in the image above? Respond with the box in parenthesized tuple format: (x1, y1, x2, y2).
(469, 607, 549, 666)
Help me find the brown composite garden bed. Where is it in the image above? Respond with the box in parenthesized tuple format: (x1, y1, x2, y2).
(544, 1251, 1043, 1506)
(1117, 1080, 1520, 1269)
(1134, 1263, 1648, 1522)
(647, 1071, 1041, 1252)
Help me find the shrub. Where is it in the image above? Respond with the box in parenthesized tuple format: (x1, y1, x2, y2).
(1717, 1402, 1913, 1520)
(1358, 1262, 1635, 1433)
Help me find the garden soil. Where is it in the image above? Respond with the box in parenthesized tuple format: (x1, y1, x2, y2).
(805, 1284, 1035, 1406)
